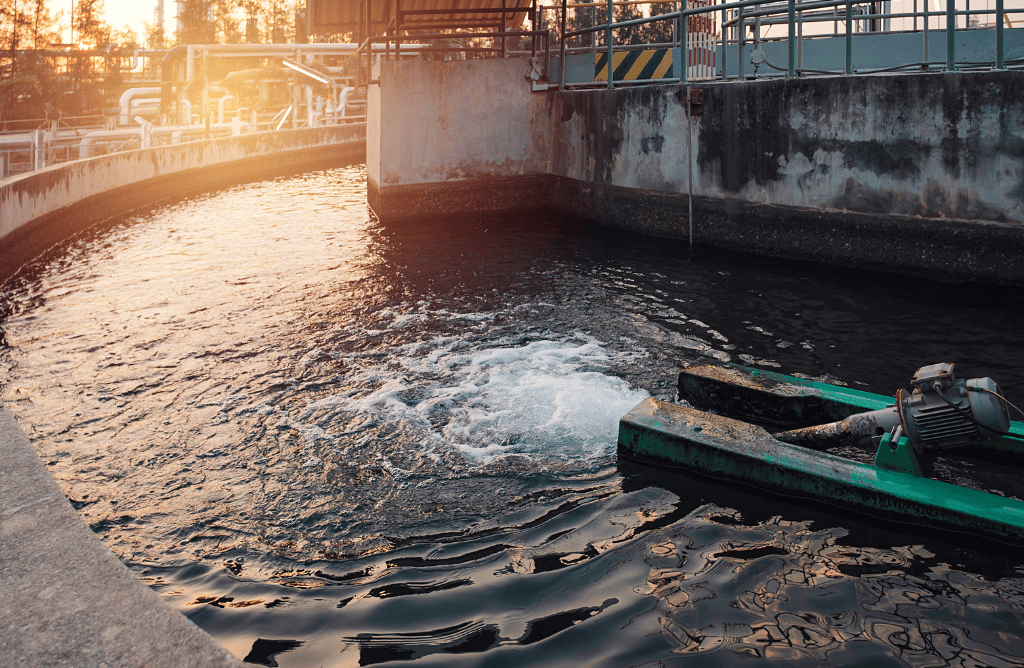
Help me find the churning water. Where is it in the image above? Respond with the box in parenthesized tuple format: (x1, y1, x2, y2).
(4, 165, 1024, 667)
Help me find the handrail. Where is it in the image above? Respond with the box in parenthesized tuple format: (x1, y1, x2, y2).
(552, 0, 1020, 88)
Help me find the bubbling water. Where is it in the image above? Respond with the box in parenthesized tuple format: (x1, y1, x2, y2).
(4, 164, 1024, 667)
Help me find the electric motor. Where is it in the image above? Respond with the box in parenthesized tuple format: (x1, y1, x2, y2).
(774, 362, 1011, 452)
(897, 362, 1010, 451)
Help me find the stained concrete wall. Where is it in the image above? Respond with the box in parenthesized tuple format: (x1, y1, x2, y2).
(548, 72, 1024, 222)
(368, 58, 1024, 283)
(367, 58, 550, 218)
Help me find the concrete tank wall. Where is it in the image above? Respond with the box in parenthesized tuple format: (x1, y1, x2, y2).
(1, 124, 365, 285)
(367, 58, 550, 219)
(367, 58, 1024, 284)
(548, 73, 1023, 223)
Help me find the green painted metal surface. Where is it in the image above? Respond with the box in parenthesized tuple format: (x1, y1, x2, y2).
(677, 361, 1024, 456)
(619, 398, 1024, 541)
(873, 431, 922, 477)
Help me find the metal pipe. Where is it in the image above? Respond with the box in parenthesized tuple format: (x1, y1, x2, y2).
(119, 87, 161, 127)
(721, 6, 728, 79)
(681, 0, 689, 83)
(686, 86, 693, 247)
(845, 0, 852, 73)
(946, 0, 956, 71)
(997, 0, 1005, 68)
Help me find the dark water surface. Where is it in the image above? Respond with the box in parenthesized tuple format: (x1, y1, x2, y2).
(4, 165, 1024, 667)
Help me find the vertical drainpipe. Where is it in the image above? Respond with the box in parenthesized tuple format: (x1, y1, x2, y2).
(686, 87, 693, 248)
(946, 0, 956, 71)
(787, 0, 796, 76)
(606, 0, 613, 89)
(996, 0, 1005, 68)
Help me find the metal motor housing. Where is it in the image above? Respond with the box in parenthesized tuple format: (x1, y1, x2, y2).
(897, 362, 1010, 451)
(773, 362, 1010, 452)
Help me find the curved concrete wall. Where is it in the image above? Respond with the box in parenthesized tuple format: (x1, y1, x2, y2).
(0, 125, 365, 666)
(1, 125, 366, 285)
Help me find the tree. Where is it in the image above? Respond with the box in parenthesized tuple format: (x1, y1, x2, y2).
(73, 0, 110, 47)
(0, 71, 40, 120)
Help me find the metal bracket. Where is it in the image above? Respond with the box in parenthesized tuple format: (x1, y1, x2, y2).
(874, 425, 923, 477)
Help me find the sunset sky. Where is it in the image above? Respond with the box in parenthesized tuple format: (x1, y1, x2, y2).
(57, 0, 165, 42)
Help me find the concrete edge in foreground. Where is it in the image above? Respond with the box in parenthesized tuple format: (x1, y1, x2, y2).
(0, 403, 245, 668)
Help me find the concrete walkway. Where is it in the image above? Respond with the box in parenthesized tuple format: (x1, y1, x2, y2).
(0, 404, 244, 668)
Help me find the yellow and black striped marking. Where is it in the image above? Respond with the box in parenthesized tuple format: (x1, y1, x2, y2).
(594, 48, 674, 82)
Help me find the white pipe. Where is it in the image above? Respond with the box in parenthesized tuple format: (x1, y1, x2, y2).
(218, 95, 236, 124)
(337, 86, 355, 118)
(179, 98, 192, 126)
(80, 122, 249, 156)
(186, 45, 195, 85)
(119, 87, 161, 126)
(129, 98, 160, 118)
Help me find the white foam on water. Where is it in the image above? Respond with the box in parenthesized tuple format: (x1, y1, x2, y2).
(306, 334, 650, 470)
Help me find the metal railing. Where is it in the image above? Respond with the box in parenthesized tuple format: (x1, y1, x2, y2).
(547, 0, 1024, 88)
(0, 112, 365, 181)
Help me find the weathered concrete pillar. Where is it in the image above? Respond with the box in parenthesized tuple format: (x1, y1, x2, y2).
(367, 57, 550, 221)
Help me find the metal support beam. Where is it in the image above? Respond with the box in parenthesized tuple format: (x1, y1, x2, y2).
(721, 7, 728, 79)
(845, 0, 852, 74)
(946, 0, 956, 71)
(681, 0, 689, 83)
(997, 0, 1005, 69)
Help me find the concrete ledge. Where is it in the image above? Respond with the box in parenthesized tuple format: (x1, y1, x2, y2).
(0, 403, 244, 667)
(371, 173, 1024, 285)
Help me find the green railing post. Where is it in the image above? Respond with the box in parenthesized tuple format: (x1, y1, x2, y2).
(923, 0, 930, 70)
(996, 0, 1005, 69)
(788, 0, 796, 76)
(721, 7, 728, 80)
(681, 0, 689, 83)
(738, 5, 745, 80)
(845, 0, 852, 74)
(607, 0, 614, 88)
(946, 0, 957, 71)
